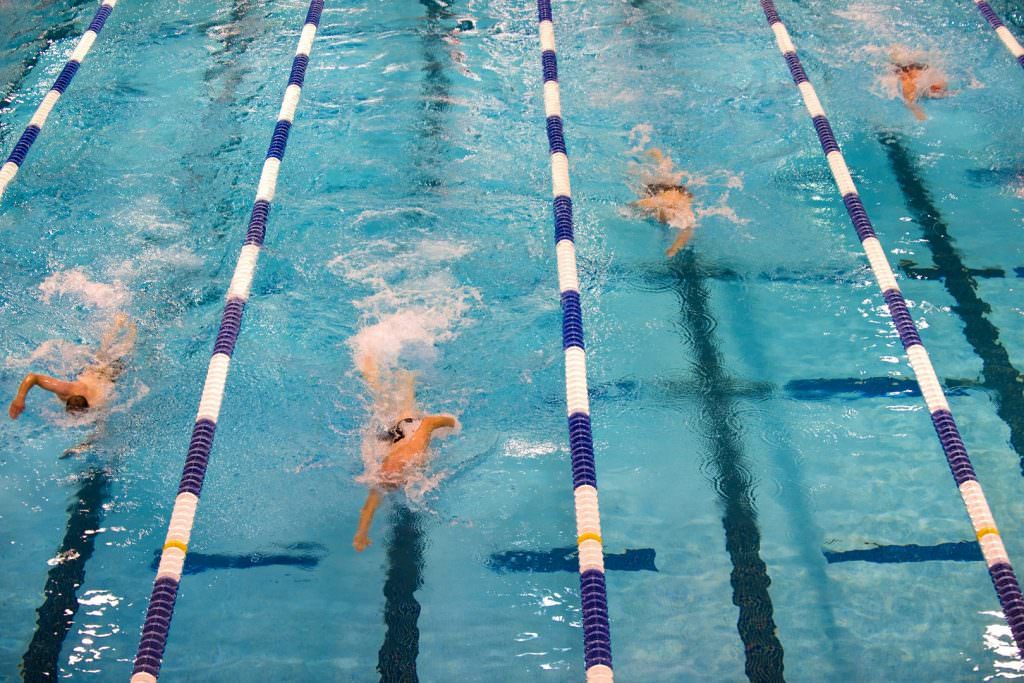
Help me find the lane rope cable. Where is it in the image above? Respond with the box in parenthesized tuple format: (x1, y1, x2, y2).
(129, 1, 325, 680)
(970, 0, 1024, 70)
(759, 0, 1024, 657)
(0, 0, 118, 203)
(532, 1, 614, 680)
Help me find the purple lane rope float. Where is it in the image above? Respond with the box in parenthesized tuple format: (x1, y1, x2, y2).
(759, 0, 1024, 657)
(0, 0, 117, 203)
(532, 1, 613, 680)
(970, 0, 1024, 70)
(129, 1, 324, 680)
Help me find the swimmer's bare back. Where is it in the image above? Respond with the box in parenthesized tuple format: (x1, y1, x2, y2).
(896, 64, 948, 121)
(353, 414, 458, 552)
(633, 186, 697, 257)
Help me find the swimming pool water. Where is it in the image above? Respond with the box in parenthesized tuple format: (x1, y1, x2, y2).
(2, 0, 1024, 679)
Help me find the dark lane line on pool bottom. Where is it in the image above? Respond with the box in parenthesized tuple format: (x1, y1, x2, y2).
(377, 506, 425, 683)
(667, 250, 785, 682)
(21, 467, 109, 682)
(487, 546, 658, 573)
(824, 540, 982, 564)
(879, 131, 1024, 476)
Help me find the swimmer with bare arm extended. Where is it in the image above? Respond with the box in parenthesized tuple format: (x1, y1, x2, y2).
(890, 49, 949, 121)
(631, 148, 698, 257)
(353, 356, 458, 552)
(8, 313, 136, 420)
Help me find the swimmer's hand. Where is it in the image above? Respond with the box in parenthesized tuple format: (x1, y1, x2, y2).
(8, 397, 24, 420)
(353, 532, 371, 552)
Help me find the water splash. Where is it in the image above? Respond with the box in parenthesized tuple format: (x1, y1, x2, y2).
(38, 269, 130, 310)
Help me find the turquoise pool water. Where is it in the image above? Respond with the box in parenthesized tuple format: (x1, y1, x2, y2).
(2, 0, 1024, 679)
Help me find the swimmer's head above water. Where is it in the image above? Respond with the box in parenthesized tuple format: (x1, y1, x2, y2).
(65, 395, 89, 413)
(644, 182, 692, 197)
(377, 416, 418, 444)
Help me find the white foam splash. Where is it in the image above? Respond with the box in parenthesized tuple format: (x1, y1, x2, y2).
(39, 269, 129, 309)
(5, 338, 93, 375)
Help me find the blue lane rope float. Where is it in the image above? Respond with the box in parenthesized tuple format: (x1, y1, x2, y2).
(970, 0, 1024, 69)
(759, 0, 1024, 657)
(129, 2, 324, 680)
(532, 2, 614, 680)
(0, 0, 117, 203)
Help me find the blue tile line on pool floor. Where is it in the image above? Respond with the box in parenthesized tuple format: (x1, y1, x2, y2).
(129, 1, 325, 680)
(22, 467, 110, 680)
(0, 0, 118, 203)
(825, 541, 984, 564)
(533, 1, 614, 680)
(760, 0, 1024, 657)
(971, 0, 1024, 69)
(666, 253, 787, 681)
(377, 506, 426, 682)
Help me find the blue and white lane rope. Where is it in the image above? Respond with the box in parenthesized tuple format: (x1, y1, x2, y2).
(533, 2, 613, 681)
(760, 0, 1024, 657)
(0, 0, 117, 203)
(971, 0, 1024, 70)
(129, 2, 324, 680)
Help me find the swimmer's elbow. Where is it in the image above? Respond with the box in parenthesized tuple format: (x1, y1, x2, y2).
(427, 414, 458, 430)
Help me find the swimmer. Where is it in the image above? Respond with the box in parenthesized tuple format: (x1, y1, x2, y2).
(632, 149, 697, 257)
(353, 356, 458, 552)
(890, 49, 948, 121)
(8, 313, 136, 420)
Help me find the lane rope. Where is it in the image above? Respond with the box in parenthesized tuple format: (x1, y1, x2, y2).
(129, 2, 324, 680)
(532, 2, 614, 680)
(971, 0, 1024, 70)
(0, 0, 118, 203)
(759, 0, 1024, 657)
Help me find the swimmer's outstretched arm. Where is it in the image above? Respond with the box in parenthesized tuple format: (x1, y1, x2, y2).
(353, 488, 382, 552)
(666, 228, 694, 257)
(396, 371, 419, 420)
(8, 373, 78, 419)
(421, 414, 458, 433)
(357, 355, 383, 396)
(97, 313, 137, 362)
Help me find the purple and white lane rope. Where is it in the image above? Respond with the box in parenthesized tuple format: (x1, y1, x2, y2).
(760, 0, 1024, 657)
(970, 0, 1024, 70)
(129, 2, 324, 680)
(0, 0, 117, 203)
(533, 1, 613, 680)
